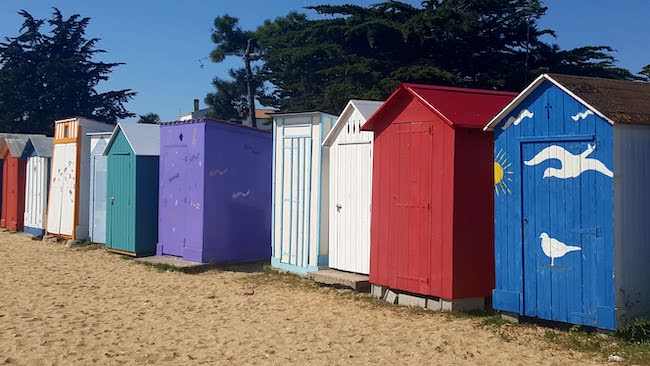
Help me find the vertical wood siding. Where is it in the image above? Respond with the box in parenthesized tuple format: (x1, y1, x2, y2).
(24, 157, 50, 234)
(0, 153, 27, 231)
(272, 113, 336, 273)
(328, 108, 374, 274)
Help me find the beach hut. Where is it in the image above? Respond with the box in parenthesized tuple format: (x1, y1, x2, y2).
(47, 117, 114, 240)
(322, 100, 383, 275)
(271, 112, 338, 274)
(484, 74, 650, 330)
(88, 132, 112, 244)
(103, 123, 160, 256)
(362, 83, 515, 309)
(157, 118, 272, 263)
(23, 136, 54, 236)
(0, 137, 30, 231)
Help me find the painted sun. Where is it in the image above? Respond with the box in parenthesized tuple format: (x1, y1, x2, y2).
(494, 149, 513, 195)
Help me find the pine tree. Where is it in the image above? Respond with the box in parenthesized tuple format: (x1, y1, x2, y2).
(0, 9, 135, 135)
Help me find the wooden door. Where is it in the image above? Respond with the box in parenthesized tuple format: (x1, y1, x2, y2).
(393, 121, 433, 294)
(330, 140, 373, 274)
(107, 154, 132, 251)
(521, 140, 611, 327)
(159, 146, 187, 257)
(90, 155, 107, 243)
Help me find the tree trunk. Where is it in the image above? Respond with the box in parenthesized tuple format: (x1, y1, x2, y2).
(245, 39, 257, 128)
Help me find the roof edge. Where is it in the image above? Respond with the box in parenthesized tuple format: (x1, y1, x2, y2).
(483, 74, 615, 131)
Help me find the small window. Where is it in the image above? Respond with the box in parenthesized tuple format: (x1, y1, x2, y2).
(63, 125, 69, 138)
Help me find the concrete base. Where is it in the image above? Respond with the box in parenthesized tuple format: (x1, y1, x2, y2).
(500, 312, 520, 324)
(43, 235, 63, 243)
(373, 285, 486, 312)
(134, 255, 215, 273)
(371, 284, 386, 299)
(309, 269, 370, 291)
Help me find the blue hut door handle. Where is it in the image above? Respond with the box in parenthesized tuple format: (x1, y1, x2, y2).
(523, 217, 528, 225)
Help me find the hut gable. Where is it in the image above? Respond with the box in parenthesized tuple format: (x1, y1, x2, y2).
(485, 74, 650, 131)
(363, 84, 515, 132)
(104, 123, 160, 156)
(25, 137, 54, 158)
(0, 137, 30, 159)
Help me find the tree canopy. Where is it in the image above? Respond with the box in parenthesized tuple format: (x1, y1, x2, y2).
(137, 112, 161, 124)
(207, 1, 644, 116)
(0, 9, 135, 135)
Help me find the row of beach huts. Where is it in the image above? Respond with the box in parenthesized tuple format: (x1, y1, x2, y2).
(1, 73, 650, 331)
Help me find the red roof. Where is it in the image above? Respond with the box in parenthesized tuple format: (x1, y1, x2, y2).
(362, 83, 516, 130)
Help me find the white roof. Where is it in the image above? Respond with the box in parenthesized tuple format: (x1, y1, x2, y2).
(104, 123, 160, 156)
(483, 74, 614, 131)
(323, 100, 383, 146)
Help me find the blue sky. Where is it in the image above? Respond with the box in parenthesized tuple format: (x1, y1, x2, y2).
(0, 1, 647, 122)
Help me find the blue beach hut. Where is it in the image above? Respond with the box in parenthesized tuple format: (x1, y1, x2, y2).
(484, 74, 650, 330)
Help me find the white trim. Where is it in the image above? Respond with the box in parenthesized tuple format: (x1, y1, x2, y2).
(323, 100, 383, 147)
(483, 74, 615, 131)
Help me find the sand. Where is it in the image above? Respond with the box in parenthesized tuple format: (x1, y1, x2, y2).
(0, 231, 604, 365)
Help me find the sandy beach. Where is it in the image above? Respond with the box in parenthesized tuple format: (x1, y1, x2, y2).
(0, 231, 603, 365)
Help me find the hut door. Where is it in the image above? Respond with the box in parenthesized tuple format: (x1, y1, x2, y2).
(159, 146, 187, 257)
(47, 143, 76, 236)
(393, 121, 433, 294)
(331, 140, 372, 274)
(107, 154, 132, 251)
(59, 143, 77, 236)
(521, 140, 603, 326)
(280, 137, 312, 267)
(90, 156, 107, 244)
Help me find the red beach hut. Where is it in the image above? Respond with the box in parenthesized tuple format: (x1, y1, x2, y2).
(0, 137, 30, 231)
(361, 84, 515, 310)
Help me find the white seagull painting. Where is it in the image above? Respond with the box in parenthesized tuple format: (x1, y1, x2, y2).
(501, 109, 534, 130)
(539, 233, 582, 266)
(524, 143, 613, 179)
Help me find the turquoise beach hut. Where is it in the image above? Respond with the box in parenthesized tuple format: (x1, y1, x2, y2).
(103, 123, 160, 256)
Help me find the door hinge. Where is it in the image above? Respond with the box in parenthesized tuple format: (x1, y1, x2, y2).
(428, 126, 433, 135)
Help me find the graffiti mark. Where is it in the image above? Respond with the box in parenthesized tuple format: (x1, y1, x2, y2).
(188, 153, 200, 163)
(168, 173, 180, 183)
(232, 190, 251, 199)
(209, 168, 228, 177)
(244, 144, 260, 155)
(189, 201, 201, 210)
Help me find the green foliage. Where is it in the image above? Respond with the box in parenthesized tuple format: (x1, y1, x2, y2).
(137, 113, 161, 124)
(0, 9, 135, 135)
(641, 65, 650, 81)
(209, 1, 642, 115)
(618, 318, 650, 343)
(205, 67, 264, 121)
(207, 15, 262, 122)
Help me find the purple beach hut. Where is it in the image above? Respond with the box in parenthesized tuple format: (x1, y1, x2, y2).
(157, 118, 272, 263)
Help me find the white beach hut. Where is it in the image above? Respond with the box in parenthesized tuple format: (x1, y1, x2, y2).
(23, 136, 54, 236)
(88, 131, 112, 244)
(271, 111, 338, 274)
(47, 117, 114, 240)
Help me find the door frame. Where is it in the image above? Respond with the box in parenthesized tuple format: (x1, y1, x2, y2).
(518, 134, 596, 320)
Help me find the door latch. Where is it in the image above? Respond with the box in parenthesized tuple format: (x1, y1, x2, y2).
(336, 204, 342, 212)
(111, 196, 115, 205)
